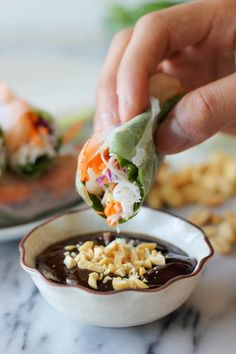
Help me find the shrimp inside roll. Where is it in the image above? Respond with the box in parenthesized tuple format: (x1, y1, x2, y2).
(0, 83, 60, 178)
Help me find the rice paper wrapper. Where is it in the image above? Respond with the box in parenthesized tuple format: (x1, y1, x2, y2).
(77, 95, 182, 220)
(109, 98, 162, 198)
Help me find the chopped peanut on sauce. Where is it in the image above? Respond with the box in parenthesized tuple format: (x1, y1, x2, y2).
(63, 236, 166, 291)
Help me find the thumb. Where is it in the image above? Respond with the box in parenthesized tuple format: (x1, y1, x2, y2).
(155, 73, 236, 154)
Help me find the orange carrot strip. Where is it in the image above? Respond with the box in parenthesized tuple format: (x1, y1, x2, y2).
(97, 211, 105, 215)
(104, 201, 122, 217)
(79, 144, 110, 183)
(38, 126, 48, 135)
(63, 122, 83, 145)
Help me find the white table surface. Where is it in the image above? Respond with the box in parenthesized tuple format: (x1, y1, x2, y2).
(1, 239, 236, 354)
(1, 134, 236, 354)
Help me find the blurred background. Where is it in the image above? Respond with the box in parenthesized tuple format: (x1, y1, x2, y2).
(0, 0, 184, 117)
(1, 0, 236, 247)
(0, 0, 191, 233)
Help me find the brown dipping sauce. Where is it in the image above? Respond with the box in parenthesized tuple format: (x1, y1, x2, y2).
(36, 232, 197, 292)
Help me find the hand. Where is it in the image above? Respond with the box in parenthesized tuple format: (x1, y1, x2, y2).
(95, 0, 236, 154)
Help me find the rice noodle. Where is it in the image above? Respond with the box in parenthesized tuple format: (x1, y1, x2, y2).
(99, 147, 142, 221)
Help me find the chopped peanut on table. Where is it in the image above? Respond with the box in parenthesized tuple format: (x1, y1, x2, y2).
(146, 153, 236, 209)
(189, 208, 236, 255)
(146, 152, 236, 255)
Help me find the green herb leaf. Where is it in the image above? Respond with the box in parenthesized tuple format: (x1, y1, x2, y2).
(127, 164, 138, 181)
(88, 193, 105, 216)
(117, 155, 138, 182)
(17, 155, 52, 179)
(158, 94, 185, 123)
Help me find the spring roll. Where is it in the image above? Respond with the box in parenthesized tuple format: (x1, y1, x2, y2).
(0, 128, 6, 176)
(0, 83, 60, 178)
(76, 74, 184, 226)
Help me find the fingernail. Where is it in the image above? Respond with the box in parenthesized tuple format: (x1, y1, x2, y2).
(118, 94, 133, 122)
(156, 117, 191, 154)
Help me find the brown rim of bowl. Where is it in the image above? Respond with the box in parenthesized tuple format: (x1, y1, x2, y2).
(19, 206, 214, 295)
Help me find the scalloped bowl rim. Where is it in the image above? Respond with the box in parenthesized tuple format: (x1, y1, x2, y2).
(19, 206, 214, 295)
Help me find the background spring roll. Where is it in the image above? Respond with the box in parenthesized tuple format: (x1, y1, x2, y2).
(0, 83, 61, 178)
(0, 128, 6, 176)
(77, 74, 184, 226)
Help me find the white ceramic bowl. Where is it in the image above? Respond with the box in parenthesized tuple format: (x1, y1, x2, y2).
(20, 207, 213, 327)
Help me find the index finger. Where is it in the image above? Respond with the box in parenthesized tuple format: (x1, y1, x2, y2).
(117, 0, 216, 121)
